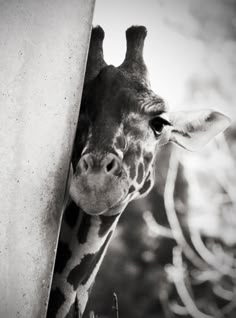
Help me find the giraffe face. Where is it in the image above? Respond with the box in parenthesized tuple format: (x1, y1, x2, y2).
(70, 66, 169, 216)
(69, 25, 230, 216)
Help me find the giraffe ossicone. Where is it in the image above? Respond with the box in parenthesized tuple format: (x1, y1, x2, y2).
(47, 25, 230, 318)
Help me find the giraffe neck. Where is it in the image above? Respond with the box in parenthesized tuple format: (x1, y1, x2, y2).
(47, 200, 122, 318)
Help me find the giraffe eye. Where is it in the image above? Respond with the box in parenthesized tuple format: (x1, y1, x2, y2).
(149, 117, 170, 137)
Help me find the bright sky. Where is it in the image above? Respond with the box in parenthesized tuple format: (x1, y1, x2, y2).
(93, 0, 236, 121)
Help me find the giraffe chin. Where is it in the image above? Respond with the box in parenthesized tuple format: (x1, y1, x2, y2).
(69, 177, 129, 216)
(84, 196, 127, 216)
(70, 193, 127, 216)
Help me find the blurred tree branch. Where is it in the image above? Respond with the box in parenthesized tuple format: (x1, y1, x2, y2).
(166, 246, 213, 318)
(142, 139, 236, 318)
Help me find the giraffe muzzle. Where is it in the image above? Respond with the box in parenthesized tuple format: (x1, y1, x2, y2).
(69, 153, 129, 215)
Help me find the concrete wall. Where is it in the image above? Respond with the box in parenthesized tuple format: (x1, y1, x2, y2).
(0, 0, 95, 317)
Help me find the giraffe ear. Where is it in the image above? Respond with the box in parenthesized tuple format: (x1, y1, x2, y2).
(167, 109, 231, 151)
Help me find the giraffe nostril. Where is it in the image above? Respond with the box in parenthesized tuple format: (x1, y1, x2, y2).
(78, 153, 121, 176)
(78, 154, 93, 174)
(82, 159, 89, 172)
(104, 155, 121, 175)
(106, 158, 116, 173)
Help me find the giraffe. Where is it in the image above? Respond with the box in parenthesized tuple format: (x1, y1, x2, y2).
(47, 25, 230, 318)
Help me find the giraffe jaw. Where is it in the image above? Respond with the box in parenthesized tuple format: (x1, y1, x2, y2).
(102, 197, 130, 216)
(70, 191, 127, 216)
(69, 174, 129, 216)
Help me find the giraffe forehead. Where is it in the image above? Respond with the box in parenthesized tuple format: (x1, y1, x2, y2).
(89, 111, 145, 152)
(123, 112, 147, 138)
(138, 90, 166, 113)
(125, 112, 142, 122)
(112, 112, 158, 156)
(124, 114, 157, 152)
(81, 68, 165, 156)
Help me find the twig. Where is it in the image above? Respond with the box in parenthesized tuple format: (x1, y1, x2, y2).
(221, 293, 236, 315)
(89, 311, 95, 318)
(213, 284, 234, 301)
(169, 246, 213, 318)
(169, 301, 188, 316)
(190, 229, 236, 278)
(143, 210, 174, 239)
(112, 293, 119, 318)
(214, 135, 236, 208)
(191, 268, 222, 283)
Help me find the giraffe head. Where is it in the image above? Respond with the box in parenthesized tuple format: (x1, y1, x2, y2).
(70, 26, 230, 216)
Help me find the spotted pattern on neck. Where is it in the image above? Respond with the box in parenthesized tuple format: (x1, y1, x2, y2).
(47, 202, 121, 318)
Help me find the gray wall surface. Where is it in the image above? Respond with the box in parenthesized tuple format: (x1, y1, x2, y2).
(0, 0, 95, 317)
